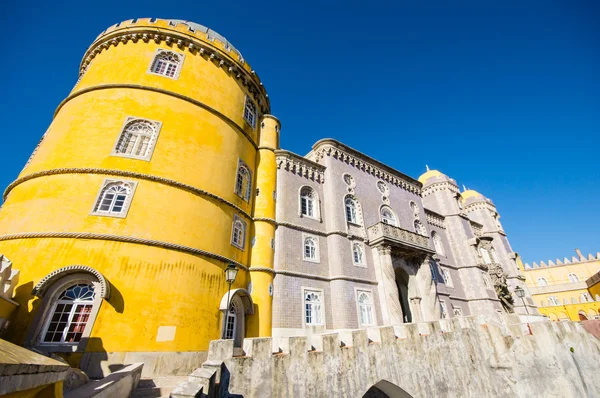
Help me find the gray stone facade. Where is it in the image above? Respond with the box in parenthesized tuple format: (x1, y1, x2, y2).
(273, 139, 537, 338)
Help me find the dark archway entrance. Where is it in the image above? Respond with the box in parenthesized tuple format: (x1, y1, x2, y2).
(395, 268, 412, 323)
(363, 380, 414, 398)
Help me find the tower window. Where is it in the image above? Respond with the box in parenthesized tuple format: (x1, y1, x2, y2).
(432, 232, 445, 256)
(537, 277, 548, 287)
(91, 180, 137, 218)
(345, 197, 360, 224)
(380, 206, 397, 226)
(414, 220, 427, 236)
(352, 242, 365, 265)
(231, 215, 247, 250)
(303, 234, 319, 263)
(148, 49, 184, 79)
(304, 290, 323, 325)
(243, 96, 257, 129)
(441, 267, 454, 287)
(479, 248, 492, 264)
(357, 291, 374, 326)
(300, 187, 318, 218)
(234, 161, 252, 202)
(568, 273, 579, 283)
(42, 284, 95, 344)
(112, 118, 161, 161)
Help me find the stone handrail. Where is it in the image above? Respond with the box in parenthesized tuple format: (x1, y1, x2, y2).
(367, 222, 431, 252)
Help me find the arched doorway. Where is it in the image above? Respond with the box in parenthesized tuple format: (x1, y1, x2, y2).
(578, 311, 588, 321)
(395, 268, 412, 323)
(363, 380, 414, 398)
(219, 289, 254, 348)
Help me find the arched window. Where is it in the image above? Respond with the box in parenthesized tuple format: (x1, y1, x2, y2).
(432, 232, 444, 256)
(537, 277, 548, 287)
(490, 247, 500, 263)
(580, 293, 592, 303)
(352, 243, 364, 265)
(224, 301, 237, 340)
(243, 96, 258, 129)
(304, 290, 323, 325)
(414, 220, 426, 236)
(234, 161, 252, 202)
(357, 291, 374, 326)
(345, 197, 358, 224)
(114, 118, 160, 160)
(303, 236, 318, 261)
(568, 273, 579, 283)
(300, 187, 317, 218)
(410, 201, 420, 217)
(149, 50, 183, 78)
(380, 206, 397, 226)
(92, 181, 136, 217)
(231, 215, 247, 250)
(479, 248, 492, 264)
(548, 296, 559, 306)
(41, 284, 95, 344)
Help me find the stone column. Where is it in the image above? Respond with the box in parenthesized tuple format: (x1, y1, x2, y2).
(410, 297, 423, 322)
(374, 246, 404, 325)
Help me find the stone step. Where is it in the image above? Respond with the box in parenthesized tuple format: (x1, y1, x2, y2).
(130, 386, 171, 397)
(132, 377, 188, 398)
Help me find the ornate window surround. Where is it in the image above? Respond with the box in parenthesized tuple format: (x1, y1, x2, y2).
(147, 48, 186, 80)
(243, 96, 258, 129)
(344, 194, 363, 226)
(302, 233, 320, 263)
(351, 241, 366, 267)
(379, 205, 398, 227)
(231, 214, 247, 250)
(302, 287, 325, 327)
(355, 288, 376, 327)
(298, 186, 320, 221)
(90, 179, 138, 219)
(234, 159, 253, 202)
(111, 117, 162, 161)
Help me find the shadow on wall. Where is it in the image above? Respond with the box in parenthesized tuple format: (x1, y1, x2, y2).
(6, 281, 38, 344)
(107, 281, 125, 313)
(220, 364, 244, 398)
(363, 380, 414, 398)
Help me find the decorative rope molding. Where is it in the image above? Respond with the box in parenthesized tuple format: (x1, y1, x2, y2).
(82, 21, 269, 113)
(253, 217, 277, 225)
(0, 232, 248, 271)
(57, 84, 258, 150)
(249, 267, 276, 276)
(257, 146, 277, 152)
(32, 265, 111, 299)
(277, 221, 368, 242)
(3, 168, 252, 220)
(276, 269, 378, 285)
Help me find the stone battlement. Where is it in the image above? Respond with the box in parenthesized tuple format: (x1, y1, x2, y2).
(171, 316, 600, 397)
(524, 251, 600, 270)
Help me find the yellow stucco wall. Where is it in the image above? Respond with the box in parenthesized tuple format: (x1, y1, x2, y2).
(0, 18, 277, 361)
(2, 382, 63, 398)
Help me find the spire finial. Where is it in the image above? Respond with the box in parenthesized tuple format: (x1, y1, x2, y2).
(462, 184, 467, 192)
(426, 164, 430, 171)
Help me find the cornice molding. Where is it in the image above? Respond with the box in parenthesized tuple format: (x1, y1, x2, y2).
(310, 142, 421, 194)
(276, 269, 377, 285)
(82, 26, 269, 113)
(464, 200, 497, 213)
(0, 232, 248, 270)
(425, 210, 445, 229)
(422, 180, 460, 197)
(275, 150, 325, 184)
(4, 168, 252, 220)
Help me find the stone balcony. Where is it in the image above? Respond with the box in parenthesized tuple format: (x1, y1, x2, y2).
(367, 222, 434, 256)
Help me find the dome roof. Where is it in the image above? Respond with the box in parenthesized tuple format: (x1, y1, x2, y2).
(418, 169, 445, 184)
(460, 189, 484, 200)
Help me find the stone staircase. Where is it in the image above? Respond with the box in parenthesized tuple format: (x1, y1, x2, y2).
(130, 376, 188, 398)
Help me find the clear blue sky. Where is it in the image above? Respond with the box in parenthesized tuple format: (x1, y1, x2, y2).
(1, 1, 598, 264)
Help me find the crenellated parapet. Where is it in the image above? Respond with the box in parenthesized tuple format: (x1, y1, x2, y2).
(425, 210, 445, 229)
(172, 316, 600, 397)
(275, 150, 325, 183)
(0, 255, 18, 302)
(524, 251, 600, 270)
(80, 18, 270, 113)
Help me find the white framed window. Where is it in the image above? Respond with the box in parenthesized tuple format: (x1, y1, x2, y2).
(414, 220, 426, 236)
(580, 293, 592, 303)
(439, 300, 449, 319)
(479, 248, 492, 264)
(231, 215, 247, 250)
(91, 180, 137, 218)
(548, 296, 560, 306)
(568, 273, 579, 283)
(148, 49, 185, 79)
(482, 271, 492, 289)
(224, 301, 237, 340)
(243, 96, 258, 129)
(537, 277, 548, 287)
(112, 117, 161, 161)
(452, 306, 463, 316)
(409, 201, 420, 217)
(432, 232, 444, 256)
(352, 242, 365, 266)
(345, 197, 358, 224)
(304, 289, 323, 326)
(441, 267, 454, 287)
(300, 186, 318, 219)
(380, 206, 397, 226)
(357, 291, 375, 326)
(234, 160, 252, 202)
(490, 247, 500, 263)
(41, 284, 95, 344)
(302, 234, 320, 263)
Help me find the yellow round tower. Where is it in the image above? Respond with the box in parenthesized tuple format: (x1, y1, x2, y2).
(0, 18, 278, 377)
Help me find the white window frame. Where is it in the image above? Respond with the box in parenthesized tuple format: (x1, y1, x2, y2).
(479, 248, 492, 264)
(147, 48, 185, 80)
(299, 186, 319, 220)
(580, 293, 592, 303)
(432, 232, 445, 256)
(345, 197, 359, 225)
(302, 233, 320, 263)
(380, 205, 398, 226)
(302, 288, 324, 327)
(90, 179, 138, 218)
(234, 160, 253, 202)
(355, 289, 376, 327)
(223, 300, 237, 340)
(568, 273, 579, 283)
(111, 117, 162, 161)
(439, 300, 449, 319)
(548, 296, 560, 306)
(441, 267, 454, 288)
(243, 96, 258, 129)
(537, 278, 548, 287)
(231, 214, 247, 250)
(414, 220, 427, 236)
(351, 242, 366, 267)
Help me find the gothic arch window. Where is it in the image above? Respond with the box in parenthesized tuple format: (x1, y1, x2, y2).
(409, 201, 420, 218)
(357, 291, 374, 326)
(568, 273, 579, 283)
(234, 161, 252, 202)
(548, 296, 560, 306)
(345, 196, 360, 225)
(113, 118, 162, 160)
(432, 232, 444, 256)
(92, 180, 137, 218)
(219, 289, 253, 348)
(537, 278, 548, 287)
(299, 187, 319, 219)
(479, 247, 492, 264)
(231, 215, 247, 250)
(304, 289, 323, 326)
(243, 96, 258, 129)
(352, 242, 365, 265)
(148, 49, 184, 79)
(414, 220, 426, 236)
(303, 235, 319, 263)
(380, 206, 397, 226)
